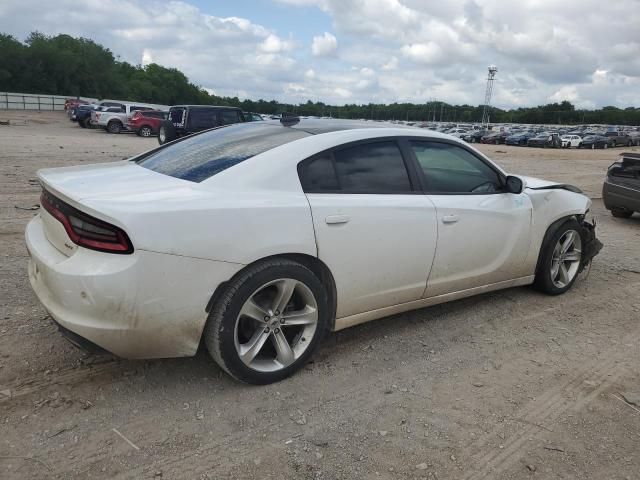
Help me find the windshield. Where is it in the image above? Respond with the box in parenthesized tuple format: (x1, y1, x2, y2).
(136, 122, 310, 182)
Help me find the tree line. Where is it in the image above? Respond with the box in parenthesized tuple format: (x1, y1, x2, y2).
(1, 32, 639, 125)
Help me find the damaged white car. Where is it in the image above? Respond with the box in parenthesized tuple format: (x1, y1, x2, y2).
(26, 119, 602, 384)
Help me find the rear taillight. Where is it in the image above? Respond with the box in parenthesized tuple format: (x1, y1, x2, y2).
(40, 190, 133, 254)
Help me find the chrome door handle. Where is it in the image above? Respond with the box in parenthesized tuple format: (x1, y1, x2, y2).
(325, 215, 350, 225)
(442, 214, 460, 224)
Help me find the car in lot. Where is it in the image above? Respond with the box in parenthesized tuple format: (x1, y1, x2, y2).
(480, 131, 508, 144)
(244, 112, 265, 122)
(579, 134, 612, 149)
(129, 110, 168, 137)
(561, 134, 582, 148)
(26, 119, 602, 384)
(604, 131, 634, 147)
(158, 105, 246, 144)
(505, 131, 535, 146)
(462, 130, 489, 143)
(602, 152, 640, 218)
(72, 105, 118, 128)
(527, 133, 562, 148)
(93, 103, 160, 134)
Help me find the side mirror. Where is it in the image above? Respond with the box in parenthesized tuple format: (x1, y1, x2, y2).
(506, 175, 524, 194)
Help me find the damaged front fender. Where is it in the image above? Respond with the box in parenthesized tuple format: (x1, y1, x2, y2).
(578, 218, 603, 272)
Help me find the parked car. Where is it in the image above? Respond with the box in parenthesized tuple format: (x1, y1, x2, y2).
(480, 131, 508, 144)
(158, 105, 246, 145)
(73, 105, 118, 128)
(602, 152, 640, 218)
(579, 135, 612, 149)
(26, 119, 601, 384)
(445, 128, 469, 138)
(561, 135, 582, 148)
(129, 110, 168, 137)
(505, 131, 535, 146)
(628, 132, 640, 146)
(93, 104, 158, 134)
(463, 130, 489, 143)
(604, 131, 634, 147)
(64, 98, 88, 113)
(527, 133, 562, 148)
(244, 112, 264, 122)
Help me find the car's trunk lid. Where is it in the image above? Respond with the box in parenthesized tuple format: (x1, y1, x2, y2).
(37, 161, 190, 256)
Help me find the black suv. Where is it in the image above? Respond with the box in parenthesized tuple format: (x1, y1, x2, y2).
(603, 152, 640, 218)
(158, 105, 245, 144)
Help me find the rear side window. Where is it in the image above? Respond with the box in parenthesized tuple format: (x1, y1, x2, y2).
(188, 108, 219, 129)
(220, 110, 242, 125)
(299, 141, 413, 193)
(300, 154, 339, 192)
(136, 123, 310, 183)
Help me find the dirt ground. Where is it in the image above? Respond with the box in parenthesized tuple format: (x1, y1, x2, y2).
(1, 111, 639, 480)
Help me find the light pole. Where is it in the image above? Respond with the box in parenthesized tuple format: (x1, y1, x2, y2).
(481, 65, 497, 128)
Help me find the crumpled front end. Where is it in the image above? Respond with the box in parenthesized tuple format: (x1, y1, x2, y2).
(578, 217, 603, 272)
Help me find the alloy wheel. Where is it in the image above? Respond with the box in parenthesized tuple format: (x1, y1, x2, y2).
(550, 230, 582, 288)
(234, 278, 318, 372)
(141, 126, 152, 137)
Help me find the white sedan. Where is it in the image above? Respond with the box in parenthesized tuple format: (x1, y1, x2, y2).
(26, 119, 602, 384)
(561, 134, 582, 148)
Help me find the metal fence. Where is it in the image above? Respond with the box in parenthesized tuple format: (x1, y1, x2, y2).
(0, 92, 98, 111)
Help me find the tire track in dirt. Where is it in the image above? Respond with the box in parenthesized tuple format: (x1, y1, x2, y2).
(0, 360, 122, 405)
(460, 326, 638, 480)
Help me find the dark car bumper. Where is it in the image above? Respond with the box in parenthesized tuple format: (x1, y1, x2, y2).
(603, 178, 640, 213)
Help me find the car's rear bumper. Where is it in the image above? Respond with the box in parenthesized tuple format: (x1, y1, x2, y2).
(603, 179, 640, 212)
(26, 215, 243, 359)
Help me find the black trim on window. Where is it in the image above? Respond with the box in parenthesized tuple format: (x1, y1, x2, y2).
(298, 137, 422, 194)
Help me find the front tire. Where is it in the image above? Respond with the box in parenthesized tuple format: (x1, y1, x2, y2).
(611, 207, 633, 218)
(204, 259, 329, 384)
(534, 219, 583, 295)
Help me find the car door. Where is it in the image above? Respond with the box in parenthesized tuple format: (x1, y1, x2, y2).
(299, 140, 438, 319)
(407, 140, 532, 298)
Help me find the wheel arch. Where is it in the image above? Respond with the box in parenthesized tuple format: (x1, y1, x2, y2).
(204, 253, 338, 331)
(534, 214, 583, 277)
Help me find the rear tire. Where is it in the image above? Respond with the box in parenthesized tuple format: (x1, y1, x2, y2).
(139, 125, 153, 137)
(203, 259, 329, 384)
(158, 121, 176, 145)
(611, 207, 633, 218)
(79, 119, 87, 128)
(534, 219, 583, 295)
(107, 121, 122, 134)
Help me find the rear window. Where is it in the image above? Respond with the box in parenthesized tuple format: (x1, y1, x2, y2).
(136, 123, 310, 182)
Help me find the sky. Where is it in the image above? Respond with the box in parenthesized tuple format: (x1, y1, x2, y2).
(0, 0, 639, 109)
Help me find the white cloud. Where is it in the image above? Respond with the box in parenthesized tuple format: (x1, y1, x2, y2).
(311, 32, 337, 57)
(1, 0, 639, 107)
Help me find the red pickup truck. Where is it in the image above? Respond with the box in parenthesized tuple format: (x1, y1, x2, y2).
(129, 110, 168, 137)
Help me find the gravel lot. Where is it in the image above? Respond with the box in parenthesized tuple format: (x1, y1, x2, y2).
(1, 111, 639, 480)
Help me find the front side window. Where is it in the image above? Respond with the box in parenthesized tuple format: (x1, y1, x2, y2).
(410, 141, 503, 194)
(299, 141, 412, 194)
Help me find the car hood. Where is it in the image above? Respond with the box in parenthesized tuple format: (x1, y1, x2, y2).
(520, 175, 583, 193)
